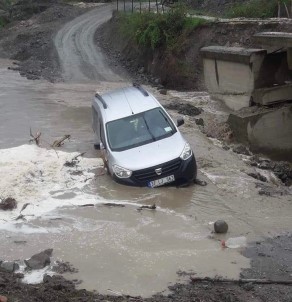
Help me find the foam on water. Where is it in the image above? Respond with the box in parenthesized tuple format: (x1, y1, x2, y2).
(0, 144, 103, 224)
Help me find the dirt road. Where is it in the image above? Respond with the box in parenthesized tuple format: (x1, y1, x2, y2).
(54, 4, 125, 83)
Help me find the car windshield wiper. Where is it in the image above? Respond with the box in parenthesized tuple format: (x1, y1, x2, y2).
(143, 116, 156, 141)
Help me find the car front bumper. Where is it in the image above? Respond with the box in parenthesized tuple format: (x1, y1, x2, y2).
(113, 155, 197, 187)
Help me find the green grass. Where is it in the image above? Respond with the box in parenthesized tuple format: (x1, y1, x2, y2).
(226, 0, 278, 18)
(118, 7, 207, 52)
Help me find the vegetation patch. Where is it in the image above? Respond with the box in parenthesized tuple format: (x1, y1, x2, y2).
(226, 0, 291, 18)
(118, 7, 207, 53)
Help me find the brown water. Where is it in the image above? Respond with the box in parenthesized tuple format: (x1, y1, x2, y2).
(1, 60, 292, 297)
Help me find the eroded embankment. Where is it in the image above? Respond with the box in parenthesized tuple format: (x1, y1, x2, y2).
(96, 13, 292, 90)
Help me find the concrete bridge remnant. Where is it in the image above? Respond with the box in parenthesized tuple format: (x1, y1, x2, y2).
(200, 32, 292, 161)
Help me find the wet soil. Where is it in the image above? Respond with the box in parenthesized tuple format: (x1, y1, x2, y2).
(1, 234, 292, 302)
(96, 14, 292, 90)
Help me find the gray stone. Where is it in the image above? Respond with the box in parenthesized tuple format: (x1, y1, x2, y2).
(195, 118, 204, 127)
(24, 249, 53, 270)
(0, 261, 19, 273)
(214, 220, 229, 234)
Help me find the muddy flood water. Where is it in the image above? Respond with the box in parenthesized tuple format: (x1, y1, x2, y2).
(1, 59, 292, 297)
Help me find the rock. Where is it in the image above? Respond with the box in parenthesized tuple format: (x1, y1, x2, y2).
(214, 220, 228, 234)
(154, 78, 161, 84)
(0, 261, 19, 273)
(159, 88, 167, 95)
(195, 118, 204, 126)
(232, 145, 251, 156)
(24, 249, 53, 270)
(0, 295, 7, 302)
(0, 198, 17, 211)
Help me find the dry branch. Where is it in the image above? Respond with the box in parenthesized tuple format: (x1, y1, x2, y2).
(64, 152, 86, 167)
(29, 128, 41, 146)
(52, 135, 71, 148)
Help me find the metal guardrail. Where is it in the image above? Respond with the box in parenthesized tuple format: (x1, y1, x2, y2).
(115, 0, 178, 13)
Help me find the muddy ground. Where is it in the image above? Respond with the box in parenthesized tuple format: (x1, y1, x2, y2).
(1, 234, 292, 302)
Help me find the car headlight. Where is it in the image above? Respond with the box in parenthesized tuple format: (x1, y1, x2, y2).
(180, 143, 192, 160)
(112, 165, 132, 178)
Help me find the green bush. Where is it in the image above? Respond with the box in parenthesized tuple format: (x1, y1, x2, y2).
(226, 0, 278, 18)
(118, 7, 206, 51)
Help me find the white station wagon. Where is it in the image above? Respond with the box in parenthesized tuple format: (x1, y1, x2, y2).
(92, 84, 197, 187)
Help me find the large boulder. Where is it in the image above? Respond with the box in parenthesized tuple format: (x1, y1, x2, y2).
(24, 249, 53, 270)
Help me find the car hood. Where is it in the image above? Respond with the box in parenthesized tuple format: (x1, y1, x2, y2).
(111, 132, 187, 171)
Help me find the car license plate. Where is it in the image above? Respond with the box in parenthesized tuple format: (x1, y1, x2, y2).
(148, 175, 175, 188)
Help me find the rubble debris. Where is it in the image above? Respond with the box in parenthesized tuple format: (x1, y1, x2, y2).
(164, 102, 203, 116)
(52, 135, 71, 148)
(64, 152, 86, 167)
(52, 261, 78, 274)
(137, 203, 156, 211)
(24, 249, 53, 270)
(214, 220, 228, 234)
(0, 197, 17, 211)
(249, 157, 292, 186)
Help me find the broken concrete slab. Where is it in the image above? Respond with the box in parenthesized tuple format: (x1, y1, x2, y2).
(228, 104, 292, 161)
(200, 46, 267, 110)
(253, 32, 292, 69)
(252, 83, 292, 105)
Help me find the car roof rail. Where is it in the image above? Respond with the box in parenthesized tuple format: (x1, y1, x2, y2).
(95, 93, 107, 109)
(133, 83, 149, 97)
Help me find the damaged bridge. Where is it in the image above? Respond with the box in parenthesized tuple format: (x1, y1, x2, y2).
(201, 32, 292, 161)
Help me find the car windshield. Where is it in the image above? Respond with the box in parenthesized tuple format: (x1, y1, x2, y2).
(106, 107, 177, 151)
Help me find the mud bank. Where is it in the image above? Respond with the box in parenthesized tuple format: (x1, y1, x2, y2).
(0, 1, 90, 82)
(96, 13, 292, 90)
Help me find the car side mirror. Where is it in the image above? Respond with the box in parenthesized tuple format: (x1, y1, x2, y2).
(94, 142, 105, 150)
(177, 117, 184, 127)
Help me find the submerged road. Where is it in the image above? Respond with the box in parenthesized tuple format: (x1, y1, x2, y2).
(54, 4, 123, 83)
